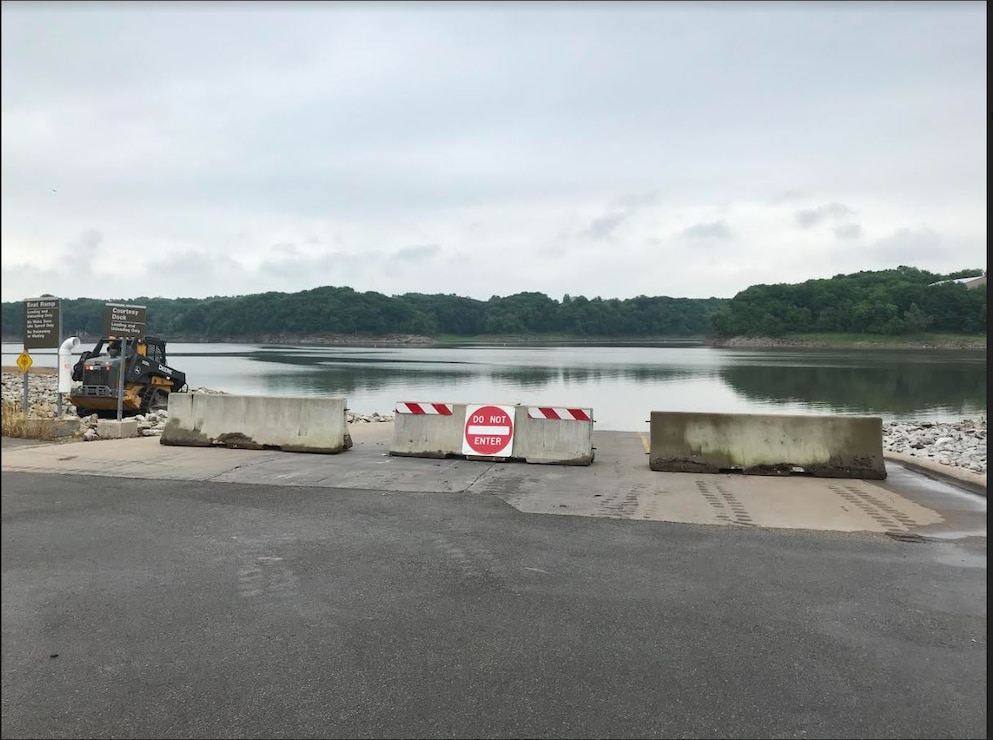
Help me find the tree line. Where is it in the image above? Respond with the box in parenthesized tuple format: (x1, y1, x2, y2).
(1, 289, 724, 341)
(1, 266, 985, 341)
(709, 266, 986, 337)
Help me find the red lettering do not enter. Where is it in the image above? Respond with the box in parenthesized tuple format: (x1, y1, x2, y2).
(462, 404, 515, 457)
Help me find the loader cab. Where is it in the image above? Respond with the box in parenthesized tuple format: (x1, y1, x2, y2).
(138, 337, 168, 365)
(104, 336, 167, 363)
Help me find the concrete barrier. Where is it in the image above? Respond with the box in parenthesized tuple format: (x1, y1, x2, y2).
(161, 393, 352, 453)
(649, 411, 885, 480)
(389, 402, 466, 458)
(97, 419, 139, 440)
(390, 401, 595, 466)
(514, 406, 595, 465)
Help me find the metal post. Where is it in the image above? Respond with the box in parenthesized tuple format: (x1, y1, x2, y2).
(22, 370, 29, 415)
(115, 338, 128, 421)
(56, 307, 63, 418)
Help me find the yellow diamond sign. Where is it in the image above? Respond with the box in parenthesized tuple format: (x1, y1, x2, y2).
(16, 350, 33, 373)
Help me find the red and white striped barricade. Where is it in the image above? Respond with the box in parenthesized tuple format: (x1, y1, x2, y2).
(390, 401, 596, 466)
(512, 405, 595, 465)
(390, 401, 465, 458)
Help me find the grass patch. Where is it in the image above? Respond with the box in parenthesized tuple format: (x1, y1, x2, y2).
(1, 399, 29, 437)
(1, 399, 80, 440)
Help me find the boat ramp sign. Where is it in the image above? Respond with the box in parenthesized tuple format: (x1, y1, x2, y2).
(23, 297, 60, 350)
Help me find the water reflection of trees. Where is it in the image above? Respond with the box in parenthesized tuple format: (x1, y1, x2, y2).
(251, 359, 707, 395)
(720, 362, 987, 414)
(485, 366, 695, 385)
(258, 365, 467, 395)
(187, 346, 986, 418)
(489, 368, 557, 388)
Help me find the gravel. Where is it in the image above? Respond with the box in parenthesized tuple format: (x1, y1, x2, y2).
(882, 418, 987, 475)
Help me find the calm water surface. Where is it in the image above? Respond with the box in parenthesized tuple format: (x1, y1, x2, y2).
(4, 342, 986, 431)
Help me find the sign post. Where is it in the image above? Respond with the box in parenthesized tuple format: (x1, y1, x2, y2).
(16, 351, 33, 412)
(102, 303, 147, 421)
(57, 301, 64, 416)
(462, 404, 516, 458)
(115, 338, 129, 421)
(22, 297, 61, 416)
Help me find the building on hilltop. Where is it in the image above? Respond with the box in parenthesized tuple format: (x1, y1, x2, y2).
(928, 273, 987, 290)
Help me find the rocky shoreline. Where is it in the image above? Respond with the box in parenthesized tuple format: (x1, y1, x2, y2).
(1, 371, 986, 479)
(709, 336, 987, 350)
(882, 418, 986, 475)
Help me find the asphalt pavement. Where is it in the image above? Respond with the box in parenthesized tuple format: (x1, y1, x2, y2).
(1, 465, 987, 739)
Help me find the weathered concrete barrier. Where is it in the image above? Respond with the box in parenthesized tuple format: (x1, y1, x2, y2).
(97, 418, 139, 440)
(649, 411, 885, 480)
(161, 394, 352, 453)
(390, 402, 595, 466)
(514, 406, 594, 465)
(389, 402, 465, 458)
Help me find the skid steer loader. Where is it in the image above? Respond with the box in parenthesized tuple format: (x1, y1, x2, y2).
(69, 335, 188, 418)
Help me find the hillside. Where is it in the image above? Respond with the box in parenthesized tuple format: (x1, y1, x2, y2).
(1, 266, 985, 343)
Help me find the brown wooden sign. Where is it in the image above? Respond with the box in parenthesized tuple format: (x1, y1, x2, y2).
(102, 303, 147, 338)
(23, 297, 60, 350)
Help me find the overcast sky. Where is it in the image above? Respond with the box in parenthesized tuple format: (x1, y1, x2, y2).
(1, 1, 986, 303)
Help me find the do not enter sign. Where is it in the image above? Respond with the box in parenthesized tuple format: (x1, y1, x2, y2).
(463, 404, 515, 457)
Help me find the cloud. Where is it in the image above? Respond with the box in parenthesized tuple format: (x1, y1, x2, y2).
(834, 223, 863, 240)
(866, 227, 942, 263)
(1, 262, 60, 294)
(0, 3, 987, 302)
(585, 211, 629, 240)
(271, 242, 300, 256)
(770, 189, 810, 204)
(61, 228, 104, 276)
(611, 191, 663, 209)
(258, 248, 386, 283)
(794, 203, 856, 229)
(393, 244, 441, 261)
(143, 250, 251, 298)
(680, 220, 732, 241)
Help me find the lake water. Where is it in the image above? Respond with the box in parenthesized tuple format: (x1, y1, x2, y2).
(3, 342, 986, 431)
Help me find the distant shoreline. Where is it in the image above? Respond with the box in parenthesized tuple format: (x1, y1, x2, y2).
(707, 335, 987, 350)
(3, 333, 986, 351)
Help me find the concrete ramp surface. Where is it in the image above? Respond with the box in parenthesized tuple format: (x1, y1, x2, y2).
(2, 425, 982, 540)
